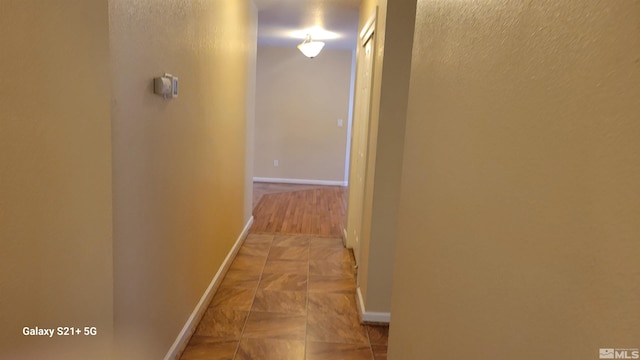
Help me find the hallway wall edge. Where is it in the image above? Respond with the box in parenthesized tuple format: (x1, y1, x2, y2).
(163, 216, 255, 360)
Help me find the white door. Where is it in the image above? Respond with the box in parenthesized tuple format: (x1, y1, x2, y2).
(346, 19, 375, 266)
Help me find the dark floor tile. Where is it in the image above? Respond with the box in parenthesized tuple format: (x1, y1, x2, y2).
(272, 235, 310, 247)
(371, 345, 388, 360)
(309, 275, 355, 293)
(180, 337, 237, 360)
(236, 338, 304, 360)
(267, 246, 309, 261)
(209, 286, 255, 311)
(306, 341, 373, 360)
(366, 326, 389, 346)
(193, 308, 248, 340)
(258, 273, 307, 291)
(263, 259, 308, 274)
(252, 290, 306, 314)
(307, 312, 369, 344)
(243, 311, 306, 340)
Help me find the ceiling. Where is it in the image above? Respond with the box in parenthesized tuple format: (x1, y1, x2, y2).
(253, 0, 361, 50)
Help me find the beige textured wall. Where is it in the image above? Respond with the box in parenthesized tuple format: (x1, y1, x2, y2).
(254, 46, 352, 182)
(389, 0, 640, 359)
(348, 0, 416, 313)
(0, 1, 114, 358)
(109, 0, 256, 358)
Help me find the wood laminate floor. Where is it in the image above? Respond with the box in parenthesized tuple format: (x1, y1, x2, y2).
(253, 182, 335, 209)
(179, 183, 387, 359)
(251, 184, 347, 237)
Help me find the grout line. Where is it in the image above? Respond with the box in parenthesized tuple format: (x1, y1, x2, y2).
(231, 233, 275, 360)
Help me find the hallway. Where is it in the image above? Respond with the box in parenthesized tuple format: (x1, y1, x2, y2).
(179, 185, 388, 359)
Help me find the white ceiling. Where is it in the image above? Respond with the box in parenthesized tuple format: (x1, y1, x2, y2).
(253, 0, 361, 50)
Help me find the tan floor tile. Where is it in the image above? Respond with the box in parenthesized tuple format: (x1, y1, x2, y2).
(236, 338, 304, 360)
(309, 237, 344, 248)
(371, 345, 387, 360)
(309, 247, 350, 262)
(238, 243, 271, 257)
(209, 286, 255, 311)
(307, 312, 368, 344)
(182, 184, 365, 359)
(267, 246, 309, 261)
(180, 337, 237, 360)
(243, 311, 306, 340)
(228, 254, 266, 275)
(263, 259, 308, 274)
(252, 290, 306, 314)
(308, 292, 358, 316)
(244, 234, 274, 246)
(272, 235, 310, 247)
(193, 308, 248, 340)
(366, 326, 389, 346)
(219, 269, 260, 289)
(308, 275, 355, 293)
(259, 273, 307, 291)
(309, 259, 354, 277)
(306, 342, 373, 360)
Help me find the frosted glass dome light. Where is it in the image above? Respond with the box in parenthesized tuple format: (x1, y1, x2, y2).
(297, 35, 325, 58)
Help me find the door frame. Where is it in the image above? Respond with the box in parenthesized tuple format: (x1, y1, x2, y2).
(345, 8, 377, 267)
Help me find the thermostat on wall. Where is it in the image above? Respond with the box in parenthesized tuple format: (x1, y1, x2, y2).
(154, 73, 178, 99)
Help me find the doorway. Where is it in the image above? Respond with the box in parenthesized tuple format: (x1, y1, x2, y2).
(346, 13, 376, 266)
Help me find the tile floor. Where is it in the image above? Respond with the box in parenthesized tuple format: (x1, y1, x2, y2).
(180, 234, 389, 360)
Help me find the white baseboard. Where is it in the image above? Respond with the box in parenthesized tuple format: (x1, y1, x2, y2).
(342, 228, 348, 248)
(253, 177, 346, 187)
(164, 216, 254, 360)
(356, 287, 391, 324)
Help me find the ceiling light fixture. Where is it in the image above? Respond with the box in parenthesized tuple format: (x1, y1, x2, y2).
(297, 34, 325, 58)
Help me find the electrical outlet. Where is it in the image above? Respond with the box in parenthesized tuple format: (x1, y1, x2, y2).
(338, 119, 343, 127)
(274, 160, 279, 167)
